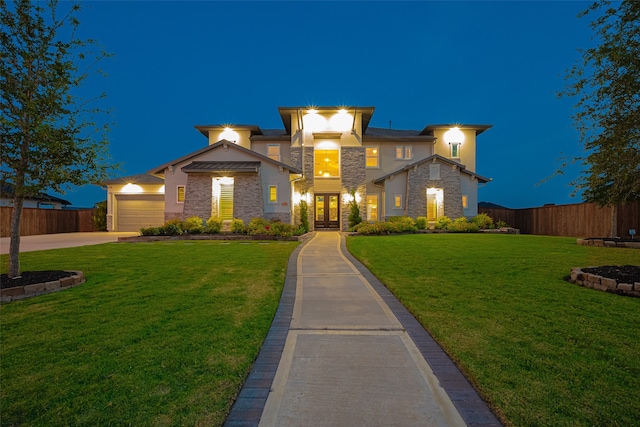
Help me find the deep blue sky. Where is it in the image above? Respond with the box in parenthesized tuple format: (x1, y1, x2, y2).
(59, 0, 596, 209)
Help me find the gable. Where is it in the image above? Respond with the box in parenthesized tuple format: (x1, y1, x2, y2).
(373, 154, 490, 185)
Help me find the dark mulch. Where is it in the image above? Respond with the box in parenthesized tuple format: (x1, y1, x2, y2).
(582, 265, 640, 284)
(1, 271, 75, 289)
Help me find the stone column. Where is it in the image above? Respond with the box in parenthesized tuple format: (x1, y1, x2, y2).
(183, 174, 212, 221)
(341, 147, 366, 230)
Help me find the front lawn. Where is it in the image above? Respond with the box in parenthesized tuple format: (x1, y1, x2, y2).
(0, 241, 298, 426)
(347, 234, 640, 426)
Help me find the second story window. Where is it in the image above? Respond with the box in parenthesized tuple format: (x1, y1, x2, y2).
(314, 149, 339, 177)
(450, 143, 460, 159)
(396, 146, 413, 160)
(365, 147, 379, 168)
(267, 144, 281, 161)
(177, 185, 185, 203)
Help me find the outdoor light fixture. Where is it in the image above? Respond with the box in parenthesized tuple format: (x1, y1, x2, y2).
(122, 183, 143, 193)
(220, 127, 239, 143)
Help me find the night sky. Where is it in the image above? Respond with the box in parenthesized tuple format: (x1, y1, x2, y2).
(56, 0, 596, 209)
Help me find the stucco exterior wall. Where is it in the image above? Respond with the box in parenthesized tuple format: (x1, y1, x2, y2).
(262, 163, 294, 223)
(251, 140, 292, 165)
(431, 128, 477, 171)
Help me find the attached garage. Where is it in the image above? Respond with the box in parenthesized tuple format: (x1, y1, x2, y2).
(115, 194, 164, 231)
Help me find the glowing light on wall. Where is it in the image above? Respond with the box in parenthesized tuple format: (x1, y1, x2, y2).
(158, 185, 165, 193)
(427, 187, 444, 202)
(303, 110, 328, 132)
(122, 183, 143, 193)
(444, 127, 464, 144)
(342, 191, 362, 204)
(328, 110, 353, 132)
(217, 177, 234, 185)
(220, 127, 240, 143)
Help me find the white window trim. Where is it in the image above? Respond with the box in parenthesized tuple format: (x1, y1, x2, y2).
(267, 144, 281, 162)
(365, 146, 380, 168)
(396, 145, 413, 160)
(177, 185, 185, 203)
(395, 146, 404, 159)
(269, 185, 277, 203)
(394, 194, 402, 209)
(450, 143, 461, 159)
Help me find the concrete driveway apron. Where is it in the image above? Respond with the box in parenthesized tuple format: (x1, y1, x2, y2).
(258, 231, 466, 427)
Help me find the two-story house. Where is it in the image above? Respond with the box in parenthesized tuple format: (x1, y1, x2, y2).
(103, 106, 491, 232)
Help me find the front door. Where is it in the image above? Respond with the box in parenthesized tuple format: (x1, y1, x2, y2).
(314, 193, 340, 229)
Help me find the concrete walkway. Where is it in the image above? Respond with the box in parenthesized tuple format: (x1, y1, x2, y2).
(225, 232, 501, 426)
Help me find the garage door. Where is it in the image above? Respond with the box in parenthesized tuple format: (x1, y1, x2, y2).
(115, 194, 165, 232)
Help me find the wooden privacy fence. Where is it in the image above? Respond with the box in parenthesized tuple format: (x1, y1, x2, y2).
(0, 207, 97, 237)
(480, 201, 640, 238)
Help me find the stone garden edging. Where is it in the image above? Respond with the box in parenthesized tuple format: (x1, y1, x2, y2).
(576, 238, 640, 249)
(0, 271, 85, 303)
(569, 267, 640, 297)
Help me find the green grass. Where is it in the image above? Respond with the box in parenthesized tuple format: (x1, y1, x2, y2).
(347, 234, 640, 426)
(0, 241, 298, 426)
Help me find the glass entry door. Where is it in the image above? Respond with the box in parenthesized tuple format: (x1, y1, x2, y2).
(314, 193, 340, 229)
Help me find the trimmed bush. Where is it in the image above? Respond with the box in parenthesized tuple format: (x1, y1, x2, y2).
(183, 216, 205, 234)
(140, 226, 161, 236)
(205, 216, 223, 234)
(299, 199, 310, 233)
(447, 217, 480, 233)
(348, 191, 362, 230)
(472, 213, 494, 230)
(231, 218, 245, 234)
(415, 216, 427, 230)
(247, 217, 270, 235)
(353, 219, 417, 235)
(434, 216, 452, 230)
(161, 219, 183, 236)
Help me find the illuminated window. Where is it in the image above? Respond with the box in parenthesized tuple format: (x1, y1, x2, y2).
(267, 144, 281, 161)
(462, 195, 468, 209)
(396, 146, 413, 160)
(451, 143, 460, 159)
(269, 185, 277, 203)
(314, 149, 339, 177)
(394, 195, 402, 209)
(177, 185, 185, 203)
(365, 147, 379, 168)
(366, 195, 378, 222)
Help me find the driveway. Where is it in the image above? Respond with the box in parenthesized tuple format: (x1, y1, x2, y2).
(0, 232, 139, 254)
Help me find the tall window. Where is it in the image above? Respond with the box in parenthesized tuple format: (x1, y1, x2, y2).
(450, 143, 460, 159)
(462, 195, 468, 209)
(269, 185, 277, 203)
(314, 149, 339, 177)
(177, 185, 185, 203)
(366, 195, 378, 222)
(396, 146, 413, 160)
(365, 147, 379, 168)
(267, 144, 281, 161)
(394, 195, 402, 209)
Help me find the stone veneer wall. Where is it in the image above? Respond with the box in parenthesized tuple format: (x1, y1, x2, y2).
(407, 162, 463, 220)
(233, 174, 264, 225)
(341, 147, 366, 230)
(183, 174, 213, 221)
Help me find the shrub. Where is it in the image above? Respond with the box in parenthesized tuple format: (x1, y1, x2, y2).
(140, 226, 161, 236)
(205, 216, 223, 234)
(434, 216, 452, 230)
(183, 216, 204, 234)
(348, 191, 362, 230)
(247, 217, 270, 235)
(472, 213, 494, 230)
(161, 219, 183, 236)
(299, 199, 310, 233)
(353, 219, 417, 235)
(92, 201, 107, 231)
(496, 220, 509, 228)
(230, 218, 245, 234)
(267, 221, 295, 237)
(447, 217, 480, 233)
(415, 216, 427, 230)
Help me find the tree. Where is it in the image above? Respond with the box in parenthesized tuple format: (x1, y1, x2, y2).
(560, 0, 640, 236)
(0, 0, 113, 277)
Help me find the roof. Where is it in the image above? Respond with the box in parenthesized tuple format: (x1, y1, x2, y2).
(420, 124, 492, 136)
(102, 174, 164, 185)
(372, 154, 491, 185)
(181, 161, 261, 174)
(363, 127, 436, 142)
(193, 124, 263, 138)
(277, 106, 376, 135)
(0, 182, 72, 205)
(148, 140, 303, 175)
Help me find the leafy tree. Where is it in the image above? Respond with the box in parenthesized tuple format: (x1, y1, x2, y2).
(1, 0, 113, 277)
(560, 0, 640, 236)
(347, 190, 362, 230)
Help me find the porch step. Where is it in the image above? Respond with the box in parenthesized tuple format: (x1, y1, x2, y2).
(221, 220, 232, 232)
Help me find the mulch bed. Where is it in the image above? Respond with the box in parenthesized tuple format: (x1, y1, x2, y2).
(1, 271, 75, 289)
(581, 265, 640, 284)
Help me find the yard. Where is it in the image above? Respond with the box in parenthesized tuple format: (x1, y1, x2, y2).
(0, 241, 298, 426)
(346, 233, 640, 426)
